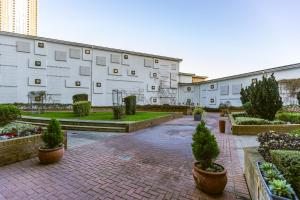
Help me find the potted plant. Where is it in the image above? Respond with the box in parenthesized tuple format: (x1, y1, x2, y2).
(192, 121, 227, 194)
(193, 107, 204, 121)
(38, 119, 64, 164)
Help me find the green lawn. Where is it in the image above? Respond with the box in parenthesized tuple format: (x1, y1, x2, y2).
(22, 111, 170, 122)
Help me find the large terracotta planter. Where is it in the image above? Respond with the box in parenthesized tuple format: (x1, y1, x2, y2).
(219, 120, 226, 133)
(192, 162, 227, 194)
(38, 145, 64, 164)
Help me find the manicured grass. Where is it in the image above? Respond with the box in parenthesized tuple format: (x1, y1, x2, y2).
(22, 111, 170, 122)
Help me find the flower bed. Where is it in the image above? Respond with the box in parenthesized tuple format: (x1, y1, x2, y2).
(0, 122, 42, 140)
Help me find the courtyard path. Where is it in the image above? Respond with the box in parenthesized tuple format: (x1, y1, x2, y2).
(0, 113, 250, 200)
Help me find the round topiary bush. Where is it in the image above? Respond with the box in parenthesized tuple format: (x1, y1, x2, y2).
(73, 101, 91, 117)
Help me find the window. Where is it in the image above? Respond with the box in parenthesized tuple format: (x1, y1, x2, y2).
(187, 86, 191, 92)
(35, 61, 41, 66)
(210, 84, 215, 89)
(75, 81, 81, 86)
(151, 86, 155, 90)
(155, 59, 159, 63)
(35, 96, 41, 101)
(124, 55, 128, 59)
(153, 73, 157, 77)
(131, 70, 136, 75)
(96, 82, 101, 87)
(252, 78, 257, 84)
(113, 69, 118, 73)
(85, 49, 91, 54)
(210, 98, 215, 103)
(153, 98, 157, 103)
(37, 42, 44, 48)
(186, 99, 191, 105)
(35, 79, 41, 84)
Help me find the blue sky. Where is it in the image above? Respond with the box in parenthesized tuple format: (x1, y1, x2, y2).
(39, 0, 300, 79)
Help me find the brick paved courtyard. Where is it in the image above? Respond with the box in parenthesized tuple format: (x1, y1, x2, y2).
(0, 113, 250, 200)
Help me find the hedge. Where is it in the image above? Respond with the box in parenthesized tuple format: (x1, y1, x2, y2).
(0, 105, 21, 126)
(73, 101, 91, 117)
(72, 94, 88, 103)
(270, 150, 300, 196)
(124, 96, 136, 115)
(276, 112, 300, 124)
(234, 117, 285, 125)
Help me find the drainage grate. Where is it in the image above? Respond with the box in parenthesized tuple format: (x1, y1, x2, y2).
(118, 154, 132, 161)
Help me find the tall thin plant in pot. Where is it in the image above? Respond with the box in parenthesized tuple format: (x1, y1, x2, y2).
(192, 121, 227, 194)
(38, 119, 64, 164)
(193, 107, 204, 121)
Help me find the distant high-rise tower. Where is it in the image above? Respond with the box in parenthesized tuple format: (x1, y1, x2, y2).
(0, 0, 37, 36)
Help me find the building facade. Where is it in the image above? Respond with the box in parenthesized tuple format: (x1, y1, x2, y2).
(0, 0, 37, 36)
(0, 32, 181, 106)
(179, 64, 300, 108)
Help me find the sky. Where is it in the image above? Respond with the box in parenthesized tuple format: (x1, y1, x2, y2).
(39, 0, 300, 79)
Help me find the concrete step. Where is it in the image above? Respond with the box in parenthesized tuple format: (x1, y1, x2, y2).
(16, 121, 127, 133)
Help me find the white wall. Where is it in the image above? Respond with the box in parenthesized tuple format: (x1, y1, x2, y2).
(0, 34, 180, 106)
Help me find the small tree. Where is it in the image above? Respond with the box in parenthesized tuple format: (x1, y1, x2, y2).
(42, 119, 64, 149)
(191, 121, 220, 170)
(250, 74, 282, 120)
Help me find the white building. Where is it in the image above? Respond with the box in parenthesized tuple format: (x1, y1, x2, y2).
(0, 0, 38, 36)
(179, 64, 300, 108)
(0, 31, 181, 106)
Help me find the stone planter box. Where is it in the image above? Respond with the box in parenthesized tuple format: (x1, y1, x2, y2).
(0, 134, 43, 166)
(229, 114, 300, 135)
(244, 147, 298, 200)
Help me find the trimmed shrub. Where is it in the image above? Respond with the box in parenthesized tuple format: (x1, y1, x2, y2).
(231, 112, 248, 118)
(42, 119, 64, 149)
(270, 150, 300, 196)
(124, 96, 136, 115)
(72, 94, 88, 103)
(258, 131, 300, 162)
(113, 106, 124, 119)
(276, 112, 300, 124)
(73, 101, 91, 117)
(0, 105, 21, 126)
(193, 107, 204, 116)
(234, 117, 285, 125)
(191, 121, 220, 170)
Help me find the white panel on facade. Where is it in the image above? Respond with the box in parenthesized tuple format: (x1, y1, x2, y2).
(47, 66, 70, 77)
(232, 84, 242, 94)
(0, 88, 18, 103)
(170, 80, 178, 89)
(122, 54, 130, 65)
(154, 58, 159, 69)
(93, 81, 104, 94)
(127, 69, 138, 77)
(160, 80, 170, 89)
(65, 79, 89, 88)
(28, 59, 46, 69)
(79, 66, 91, 76)
(16, 41, 31, 53)
(160, 70, 169, 78)
(55, 51, 67, 61)
(144, 58, 154, 67)
(83, 48, 92, 61)
(28, 76, 47, 87)
(111, 54, 121, 64)
(96, 56, 106, 66)
(34, 41, 47, 56)
(171, 73, 178, 81)
(220, 85, 229, 95)
(208, 83, 218, 90)
(0, 55, 18, 67)
(147, 84, 159, 92)
(69, 48, 81, 59)
(171, 63, 177, 70)
(108, 67, 122, 76)
(0, 66, 17, 86)
(150, 72, 159, 79)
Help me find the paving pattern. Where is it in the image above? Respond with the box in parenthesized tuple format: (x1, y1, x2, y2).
(0, 113, 250, 200)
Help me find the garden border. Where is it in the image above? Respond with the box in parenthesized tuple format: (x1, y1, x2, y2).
(229, 114, 300, 135)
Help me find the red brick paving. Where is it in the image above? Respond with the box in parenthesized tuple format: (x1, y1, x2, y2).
(0, 113, 250, 200)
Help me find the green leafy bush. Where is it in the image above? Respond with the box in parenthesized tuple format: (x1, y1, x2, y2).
(191, 121, 220, 170)
(270, 150, 300, 196)
(193, 107, 204, 116)
(243, 102, 254, 116)
(124, 96, 136, 115)
(234, 117, 285, 125)
(73, 101, 91, 117)
(0, 105, 21, 126)
(113, 106, 124, 119)
(240, 87, 251, 105)
(290, 129, 300, 137)
(276, 112, 300, 124)
(42, 119, 64, 149)
(269, 179, 293, 199)
(72, 94, 88, 103)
